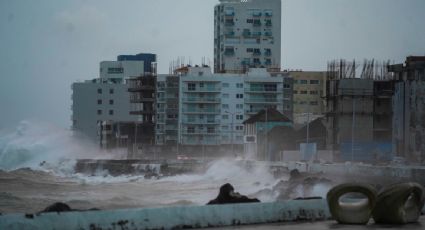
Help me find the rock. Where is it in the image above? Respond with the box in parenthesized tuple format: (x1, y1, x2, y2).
(207, 183, 260, 205)
(40, 202, 72, 213)
(39, 202, 100, 213)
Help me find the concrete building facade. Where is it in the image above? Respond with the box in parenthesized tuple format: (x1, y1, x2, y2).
(324, 78, 394, 162)
(390, 56, 425, 164)
(291, 71, 327, 124)
(214, 0, 281, 73)
(72, 53, 155, 143)
(153, 66, 292, 157)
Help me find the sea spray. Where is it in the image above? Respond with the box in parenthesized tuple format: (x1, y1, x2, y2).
(0, 120, 118, 173)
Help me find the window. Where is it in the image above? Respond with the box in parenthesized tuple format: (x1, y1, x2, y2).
(199, 82, 204, 88)
(246, 19, 253, 23)
(264, 84, 277, 91)
(310, 101, 318, 105)
(293, 90, 298, 94)
(299, 101, 307, 105)
(107, 67, 123, 74)
(222, 104, 229, 109)
(283, 84, 291, 89)
(109, 99, 114, 105)
(188, 83, 196, 91)
(223, 93, 229, 98)
(300, 80, 308, 84)
(97, 99, 102, 105)
(300, 90, 308, 94)
(109, 110, 114, 115)
(97, 88, 102, 94)
(236, 83, 243, 88)
(236, 104, 243, 109)
(236, 114, 243, 120)
(221, 125, 229, 130)
(310, 80, 320, 84)
(236, 126, 244, 131)
(246, 48, 253, 52)
(236, 94, 243, 99)
(187, 126, 195, 133)
(207, 127, 215, 133)
(109, 89, 114, 94)
(222, 83, 229, 87)
(222, 114, 229, 119)
(310, 91, 318, 95)
(294, 80, 299, 84)
(97, 110, 102, 115)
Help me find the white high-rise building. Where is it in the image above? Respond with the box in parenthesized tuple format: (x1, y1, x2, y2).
(214, 0, 281, 73)
(155, 66, 292, 147)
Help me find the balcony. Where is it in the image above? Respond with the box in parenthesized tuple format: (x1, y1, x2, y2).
(181, 131, 220, 136)
(252, 50, 261, 56)
(224, 20, 235, 26)
(129, 97, 155, 103)
(224, 31, 235, 37)
(182, 97, 221, 103)
(182, 108, 221, 114)
(245, 98, 279, 104)
(224, 49, 235, 56)
(244, 87, 281, 93)
(265, 20, 272, 27)
(182, 87, 221, 93)
(182, 119, 220, 124)
(253, 20, 261, 27)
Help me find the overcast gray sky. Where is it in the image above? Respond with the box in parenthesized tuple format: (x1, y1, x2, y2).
(1, 0, 425, 129)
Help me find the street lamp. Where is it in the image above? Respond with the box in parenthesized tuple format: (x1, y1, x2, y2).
(225, 110, 241, 156)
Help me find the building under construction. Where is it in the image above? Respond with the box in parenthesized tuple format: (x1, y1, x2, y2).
(390, 56, 425, 164)
(325, 59, 395, 162)
(123, 74, 157, 157)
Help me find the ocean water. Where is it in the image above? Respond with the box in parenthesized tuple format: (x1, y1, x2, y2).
(0, 121, 330, 214)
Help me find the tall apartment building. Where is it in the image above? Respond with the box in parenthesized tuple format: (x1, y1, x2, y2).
(72, 53, 156, 143)
(214, 0, 281, 73)
(291, 71, 327, 124)
(154, 66, 292, 156)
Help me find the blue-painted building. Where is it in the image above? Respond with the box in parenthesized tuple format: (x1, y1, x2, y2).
(117, 53, 157, 74)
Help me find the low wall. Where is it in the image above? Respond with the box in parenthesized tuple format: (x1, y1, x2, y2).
(0, 200, 330, 230)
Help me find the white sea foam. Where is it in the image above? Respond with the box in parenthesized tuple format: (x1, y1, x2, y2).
(0, 120, 119, 174)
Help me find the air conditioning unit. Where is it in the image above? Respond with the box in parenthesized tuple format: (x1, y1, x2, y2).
(244, 135, 256, 143)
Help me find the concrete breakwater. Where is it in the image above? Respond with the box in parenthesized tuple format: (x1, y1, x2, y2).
(0, 199, 330, 230)
(288, 161, 425, 185)
(74, 159, 208, 177)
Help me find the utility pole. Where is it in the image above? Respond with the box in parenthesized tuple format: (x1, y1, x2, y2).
(265, 108, 268, 161)
(351, 97, 356, 162)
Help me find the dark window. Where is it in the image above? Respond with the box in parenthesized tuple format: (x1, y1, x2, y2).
(97, 99, 102, 105)
(109, 99, 114, 105)
(109, 110, 114, 115)
(310, 80, 320, 84)
(188, 83, 196, 91)
(97, 110, 102, 115)
(109, 89, 114, 94)
(97, 88, 102, 94)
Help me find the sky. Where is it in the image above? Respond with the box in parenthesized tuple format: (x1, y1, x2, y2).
(1, 0, 425, 129)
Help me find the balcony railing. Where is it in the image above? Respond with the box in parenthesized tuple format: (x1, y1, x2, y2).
(244, 87, 282, 93)
(182, 119, 221, 124)
(245, 98, 279, 103)
(182, 108, 221, 114)
(182, 97, 221, 103)
(182, 87, 221, 92)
